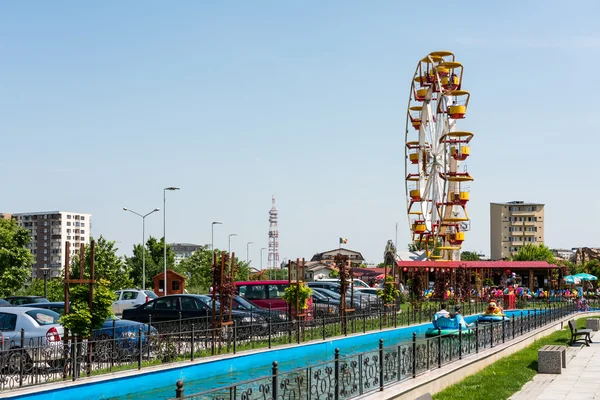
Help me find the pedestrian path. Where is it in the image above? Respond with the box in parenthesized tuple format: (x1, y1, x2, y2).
(510, 332, 600, 400)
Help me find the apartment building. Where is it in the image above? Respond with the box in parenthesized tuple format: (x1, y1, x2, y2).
(490, 201, 544, 260)
(170, 243, 201, 265)
(11, 211, 92, 278)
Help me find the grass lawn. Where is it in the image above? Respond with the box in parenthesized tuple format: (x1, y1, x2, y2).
(433, 317, 589, 400)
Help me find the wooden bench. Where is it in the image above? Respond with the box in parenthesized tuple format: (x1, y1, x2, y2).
(568, 320, 592, 346)
(538, 345, 566, 374)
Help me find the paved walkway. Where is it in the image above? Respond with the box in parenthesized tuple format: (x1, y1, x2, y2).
(510, 332, 600, 400)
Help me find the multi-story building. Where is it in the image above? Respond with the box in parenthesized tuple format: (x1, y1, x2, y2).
(1, 213, 12, 220)
(490, 201, 544, 260)
(11, 211, 92, 278)
(170, 243, 201, 265)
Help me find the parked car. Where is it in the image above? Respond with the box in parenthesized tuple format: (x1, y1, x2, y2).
(311, 287, 362, 310)
(234, 280, 313, 320)
(20, 302, 157, 349)
(112, 289, 158, 315)
(0, 307, 64, 370)
(5, 296, 49, 305)
(213, 294, 288, 323)
(314, 278, 370, 288)
(121, 294, 267, 335)
(0, 299, 12, 307)
(310, 290, 341, 318)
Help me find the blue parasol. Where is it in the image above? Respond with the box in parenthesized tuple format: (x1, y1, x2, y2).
(573, 273, 598, 281)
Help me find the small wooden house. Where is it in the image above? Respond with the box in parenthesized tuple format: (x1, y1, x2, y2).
(153, 270, 186, 296)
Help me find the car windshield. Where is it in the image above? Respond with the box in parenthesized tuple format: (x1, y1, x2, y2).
(311, 291, 328, 301)
(233, 296, 256, 310)
(26, 309, 60, 325)
(199, 295, 221, 310)
(144, 290, 158, 299)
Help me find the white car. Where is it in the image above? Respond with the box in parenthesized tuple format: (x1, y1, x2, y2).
(314, 278, 370, 288)
(112, 289, 158, 315)
(0, 307, 64, 369)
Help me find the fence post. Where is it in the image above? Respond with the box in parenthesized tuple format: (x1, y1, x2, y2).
(412, 332, 417, 378)
(138, 325, 143, 369)
(19, 328, 24, 387)
(512, 315, 515, 339)
(191, 323, 195, 360)
(502, 319, 506, 344)
(363, 313, 366, 333)
(272, 361, 279, 400)
(268, 317, 272, 349)
(176, 380, 184, 398)
(475, 321, 479, 354)
(459, 325, 463, 360)
(520, 311, 524, 336)
(111, 319, 116, 370)
(437, 329, 441, 368)
(527, 310, 531, 332)
(379, 339, 384, 391)
(334, 349, 340, 400)
(322, 312, 326, 340)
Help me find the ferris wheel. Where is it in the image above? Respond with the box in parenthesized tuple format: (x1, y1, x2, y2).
(404, 51, 474, 261)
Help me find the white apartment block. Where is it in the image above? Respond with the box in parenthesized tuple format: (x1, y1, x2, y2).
(12, 211, 92, 278)
(490, 201, 544, 260)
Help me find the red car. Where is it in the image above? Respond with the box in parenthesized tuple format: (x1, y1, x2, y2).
(234, 280, 313, 319)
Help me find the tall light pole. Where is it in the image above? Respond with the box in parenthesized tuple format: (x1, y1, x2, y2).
(246, 241, 254, 281)
(163, 187, 180, 296)
(212, 222, 222, 269)
(260, 247, 266, 272)
(228, 233, 237, 254)
(123, 207, 160, 290)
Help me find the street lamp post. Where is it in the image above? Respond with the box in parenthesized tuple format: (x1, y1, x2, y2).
(163, 187, 180, 296)
(260, 247, 266, 273)
(39, 268, 50, 298)
(211, 222, 222, 269)
(228, 233, 237, 254)
(123, 207, 160, 290)
(246, 241, 254, 280)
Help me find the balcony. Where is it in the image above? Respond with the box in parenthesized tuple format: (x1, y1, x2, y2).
(510, 210, 537, 216)
(511, 241, 524, 246)
(524, 231, 536, 236)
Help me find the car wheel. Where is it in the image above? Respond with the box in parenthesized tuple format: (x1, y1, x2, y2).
(5, 349, 33, 374)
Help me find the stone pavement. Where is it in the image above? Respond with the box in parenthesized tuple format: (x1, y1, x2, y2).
(510, 332, 600, 400)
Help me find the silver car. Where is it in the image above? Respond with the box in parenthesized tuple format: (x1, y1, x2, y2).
(0, 307, 64, 369)
(112, 289, 158, 315)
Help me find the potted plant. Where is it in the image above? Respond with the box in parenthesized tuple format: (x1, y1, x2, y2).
(283, 282, 312, 316)
(377, 276, 400, 306)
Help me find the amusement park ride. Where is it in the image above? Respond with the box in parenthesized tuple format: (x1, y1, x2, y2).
(405, 51, 474, 261)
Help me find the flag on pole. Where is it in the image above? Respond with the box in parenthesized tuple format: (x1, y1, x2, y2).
(339, 238, 348, 244)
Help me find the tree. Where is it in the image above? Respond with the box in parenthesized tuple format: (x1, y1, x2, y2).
(512, 244, 556, 264)
(177, 246, 250, 292)
(71, 236, 133, 291)
(15, 278, 65, 301)
(60, 278, 115, 337)
(125, 236, 180, 288)
(0, 219, 34, 297)
(460, 251, 481, 261)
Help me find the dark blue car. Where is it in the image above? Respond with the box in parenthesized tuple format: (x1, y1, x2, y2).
(20, 302, 158, 348)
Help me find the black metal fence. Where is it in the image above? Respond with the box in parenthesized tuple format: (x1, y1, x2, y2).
(0, 299, 585, 394)
(171, 302, 579, 400)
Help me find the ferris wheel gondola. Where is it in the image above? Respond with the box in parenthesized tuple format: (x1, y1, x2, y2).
(404, 51, 474, 261)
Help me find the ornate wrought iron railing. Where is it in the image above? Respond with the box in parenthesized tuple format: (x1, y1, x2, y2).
(169, 302, 579, 400)
(0, 300, 581, 394)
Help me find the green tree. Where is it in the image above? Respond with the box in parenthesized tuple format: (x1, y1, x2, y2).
(178, 246, 250, 292)
(0, 219, 34, 297)
(60, 278, 115, 337)
(125, 236, 179, 288)
(15, 278, 65, 301)
(512, 244, 556, 264)
(71, 236, 133, 291)
(460, 251, 481, 261)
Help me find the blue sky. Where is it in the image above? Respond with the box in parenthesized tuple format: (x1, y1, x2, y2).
(2, 1, 599, 265)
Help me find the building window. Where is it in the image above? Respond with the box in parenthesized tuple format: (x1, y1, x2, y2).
(81, 216, 85, 220)
(172, 280, 180, 291)
(81, 230, 85, 234)
(67, 222, 71, 226)
(67, 215, 71, 219)
(81, 223, 85, 227)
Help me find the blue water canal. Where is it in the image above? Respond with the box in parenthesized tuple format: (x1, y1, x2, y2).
(7, 310, 539, 400)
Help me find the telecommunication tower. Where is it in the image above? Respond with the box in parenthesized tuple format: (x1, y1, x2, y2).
(268, 196, 279, 270)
